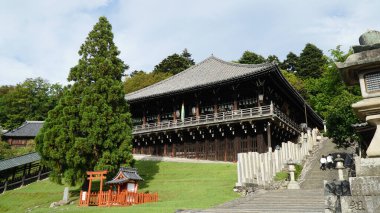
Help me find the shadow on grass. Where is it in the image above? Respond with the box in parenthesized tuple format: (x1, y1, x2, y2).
(134, 159, 160, 191)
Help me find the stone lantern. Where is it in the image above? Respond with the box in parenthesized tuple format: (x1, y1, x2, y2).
(287, 159, 300, 189)
(337, 30, 380, 158)
(335, 154, 345, 181)
(334, 31, 380, 212)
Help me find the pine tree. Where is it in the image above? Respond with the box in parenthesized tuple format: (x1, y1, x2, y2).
(181, 48, 195, 65)
(153, 49, 195, 75)
(36, 16, 134, 185)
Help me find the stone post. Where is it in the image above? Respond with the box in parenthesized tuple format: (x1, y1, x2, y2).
(63, 187, 69, 203)
(335, 154, 345, 181)
(287, 159, 300, 189)
(236, 153, 243, 186)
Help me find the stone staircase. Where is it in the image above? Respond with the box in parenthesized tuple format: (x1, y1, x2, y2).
(182, 138, 353, 213)
(195, 189, 324, 213)
(301, 138, 349, 189)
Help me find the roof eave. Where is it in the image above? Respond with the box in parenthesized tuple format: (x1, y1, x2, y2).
(126, 66, 274, 103)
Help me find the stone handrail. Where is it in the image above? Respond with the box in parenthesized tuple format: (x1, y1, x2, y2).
(133, 104, 301, 135)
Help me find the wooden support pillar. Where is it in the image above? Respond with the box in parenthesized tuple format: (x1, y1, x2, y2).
(11, 168, 16, 181)
(214, 104, 218, 115)
(224, 137, 227, 162)
(21, 164, 27, 186)
(233, 100, 238, 110)
(172, 143, 175, 157)
(87, 178, 92, 206)
(3, 180, 8, 193)
(196, 141, 199, 159)
(267, 122, 272, 152)
(196, 103, 200, 119)
(173, 106, 177, 123)
(142, 113, 147, 126)
(205, 139, 208, 160)
(214, 138, 218, 161)
(164, 143, 167, 156)
(100, 176, 104, 193)
(37, 165, 42, 181)
(28, 163, 32, 175)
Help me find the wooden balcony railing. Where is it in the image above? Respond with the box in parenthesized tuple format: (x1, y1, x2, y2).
(133, 104, 301, 135)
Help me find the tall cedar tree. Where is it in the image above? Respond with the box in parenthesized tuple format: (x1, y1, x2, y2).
(36, 17, 133, 185)
(153, 49, 195, 75)
(297, 43, 327, 78)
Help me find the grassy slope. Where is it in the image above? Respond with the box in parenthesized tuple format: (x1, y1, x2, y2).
(0, 161, 238, 213)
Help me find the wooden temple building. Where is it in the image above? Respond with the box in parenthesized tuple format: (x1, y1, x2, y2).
(2, 121, 44, 147)
(126, 56, 323, 162)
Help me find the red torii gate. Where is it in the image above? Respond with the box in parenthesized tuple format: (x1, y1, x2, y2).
(81, 171, 107, 206)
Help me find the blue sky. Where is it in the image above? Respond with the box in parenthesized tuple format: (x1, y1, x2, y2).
(1, 0, 380, 85)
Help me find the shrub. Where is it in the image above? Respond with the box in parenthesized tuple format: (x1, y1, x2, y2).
(295, 164, 303, 180)
(274, 171, 288, 181)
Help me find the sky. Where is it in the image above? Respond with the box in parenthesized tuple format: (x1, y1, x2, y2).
(1, 0, 380, 86)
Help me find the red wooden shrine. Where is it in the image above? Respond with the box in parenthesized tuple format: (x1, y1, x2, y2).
(79, 168, 158, 207)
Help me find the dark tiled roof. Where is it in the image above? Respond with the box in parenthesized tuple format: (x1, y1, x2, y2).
(106, 167, 143, 184)
(3, 121, 44, 137)
(0, 152, 41, 171)
(125, 56, 274, 102)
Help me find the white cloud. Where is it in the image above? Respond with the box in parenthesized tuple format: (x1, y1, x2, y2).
(1, 0, 380, 85)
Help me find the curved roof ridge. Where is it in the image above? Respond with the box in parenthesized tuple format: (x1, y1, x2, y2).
(126, 56, 218, 97)
(126, 56, 274, 101)
(210, 55, 273, 68)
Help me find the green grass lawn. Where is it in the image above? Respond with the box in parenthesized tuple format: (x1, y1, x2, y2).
(0, 161, 238, 213)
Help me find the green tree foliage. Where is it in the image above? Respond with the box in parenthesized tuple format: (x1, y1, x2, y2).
(305, 46, 361, 146)
(238, 50, 266, 64)
(36, 17, 134, 185)
(297, 43, 328, 78)
(281, 70, 307, 98)
(153, 49, 195, 75)
(325, 90, 361, 146)
(280, 52, 299, 72)
(124, 71, 172, 94)
(0, 78, 62, 130)
(266, 55, 280, 64)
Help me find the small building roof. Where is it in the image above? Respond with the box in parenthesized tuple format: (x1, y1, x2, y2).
(3, 121, 44, 138)
(125, 56, 274, 102)
(106, 167, 143, 185)
(0, 152, 41, 172)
